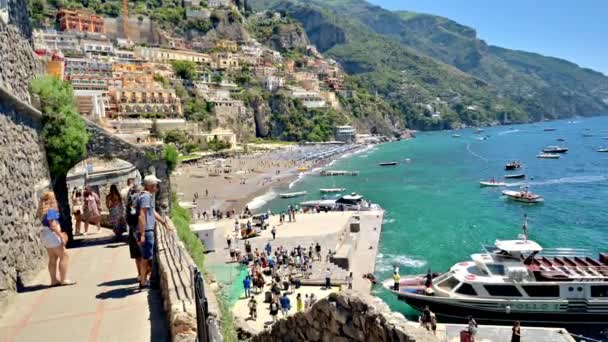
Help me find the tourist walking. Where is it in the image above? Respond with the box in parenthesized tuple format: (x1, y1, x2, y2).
(315, 243, 322, 261)
(126, 184, 142, 277)
(296, 293, 303, 312)
(279, 292, 291, 317)
(468, 316, 478, 342)
(106, 184, 126, 237)
(325, 268, 332, 289)
(269, 300, 279, 323)
(137, 175, 169, 289)
(304, 294, 311, 309)
(82, 186, 101, 234)
(511, 321, 521, 342)
(248, 296, 257, 320)
(226, 235, 232, 249)
(265, 241, 272, 256)
(271, 226, 277, 240)
(37, 191, 75, 286)
(71, 188, 83, 235)
(243, 275, 252, 298)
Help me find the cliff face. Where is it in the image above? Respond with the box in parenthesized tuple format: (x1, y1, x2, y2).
(267, 23, 309, 51)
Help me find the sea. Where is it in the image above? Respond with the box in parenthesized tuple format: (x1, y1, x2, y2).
(258, 116, 608, 339)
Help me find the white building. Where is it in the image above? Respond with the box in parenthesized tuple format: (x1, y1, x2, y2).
(133, 46, 211, 63)
(262, 75, 285, 92)
(73, 89, 107, 122)
(334, 125, 357, 143)
(208, 0, 231, 8)
(81, 39, 114, 55)
(287, 86, 327, 109)
(32, 29, 80, 52)
(193, 128, 237, 148)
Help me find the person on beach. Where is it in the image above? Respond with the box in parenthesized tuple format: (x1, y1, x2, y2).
(234, 219, 239, 234)
(279, 292, 291, 317)
(309, 293, 317, 306)
(315, 243, 322, 261)
(304, 294, 310, 309)
(269, 300, 279, 323)
(248, 296, 257, 320)
(271, 226, 277, 240)
(243, 275, 252, 298)
(37, 191, 75, 287)
(325, 267, 332, 289)
(265, 241, 272, 255)
(137, 175, 170, 289)
(296, 293, 303, 312)
(227, 235, 232, 250)
(346, 272, 353, 290)
(82, 186, 101, 235)
(511, 321, 521, 342)
(71, 188, 83, 236)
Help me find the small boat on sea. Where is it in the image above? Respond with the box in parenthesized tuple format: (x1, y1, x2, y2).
(544, 128, 556, 131)
(542, 146, 568, 153)
(319, 188, 345, 193)
(296, 166, 309, 172)
(379, 162, 398, 166)
(505, 161, 522, 170)
(279, 191, 307, 198)
(504, 173, 525, 179)
(452, 134, 461, 138)
(583, 134, 594, 137)
(480, 180, 506, 187)
(320, 170, 359, 176)
(537, 153, 560, 159)
(597, 148, 608, 153)
(556, 138, 565, 142)
(385, 218, 608, 324)
(502, 189, 544, 204)
(474, 128, 484, 134)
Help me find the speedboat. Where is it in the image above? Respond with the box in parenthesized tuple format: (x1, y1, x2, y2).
(320, 170, 359, 176)
(542, 146, 568, 153)
(279, 191, 307, 198)
(537, 153, 560, 159)
(474, 128, 484, 134)
(300, 193, 380, 211)
(597, 148, 608, 153)
(504, 174, 525, 179)
(556, 138, 565, 142)
(583, 134, 594, 137)
(544, 128, 556, 131)
(452, 134, 461, 138)
(502, 190, 544, 204)
(480, 180, 506, 187)
(319, 188, 345, 193)
(385, 221, 608, 324)
(379, 161, 398, 166)
(505, 161, 522, 170)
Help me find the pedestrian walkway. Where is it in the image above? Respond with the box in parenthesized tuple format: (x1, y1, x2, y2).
(0, 230, 169, 342)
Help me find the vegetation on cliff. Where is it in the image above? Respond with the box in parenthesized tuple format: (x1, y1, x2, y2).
(30, 75, 89, 177)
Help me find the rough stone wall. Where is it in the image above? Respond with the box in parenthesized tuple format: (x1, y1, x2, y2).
(0, 19, 43, 102)
(252, 292, 439, 342)
(0, 102, 50, 306)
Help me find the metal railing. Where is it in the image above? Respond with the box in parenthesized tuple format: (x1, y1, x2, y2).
(194, 268, 210, 342)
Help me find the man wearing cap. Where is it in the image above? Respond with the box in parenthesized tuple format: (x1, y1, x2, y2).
(137, 174, 169, 289)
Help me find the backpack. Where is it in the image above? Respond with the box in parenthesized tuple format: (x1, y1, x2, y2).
(125, 188, 140, 228)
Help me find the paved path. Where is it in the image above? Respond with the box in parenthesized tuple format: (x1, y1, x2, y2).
(0, 230, 169, 342)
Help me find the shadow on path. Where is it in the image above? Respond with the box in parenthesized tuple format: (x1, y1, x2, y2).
(96, 286, 140, 300)
(148, 288, 170, 342)
(98, 277, 138, 287)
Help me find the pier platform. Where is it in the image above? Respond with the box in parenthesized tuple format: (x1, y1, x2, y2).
(429, 323, 576, 342)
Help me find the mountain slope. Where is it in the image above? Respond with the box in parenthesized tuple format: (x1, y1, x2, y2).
(252, 0, 528, 129)
(268, 0, 608, 121)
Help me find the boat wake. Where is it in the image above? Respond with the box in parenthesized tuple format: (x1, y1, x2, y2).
(288, 173, 305, 189)
(383, 218, 396, 224)
(466, 143, 489, 162)
(506, 175, 608, 188)
(247, 189, 278, 210)
(376, 253, 427, 272)
(498, 129, 520, 135)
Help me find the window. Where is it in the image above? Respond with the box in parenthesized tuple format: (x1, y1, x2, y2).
(486, 264, 506, 276)
(522, 285, 559, 297)
(437, 276, 460, 291)
(484, 285, 522, 297)
(456, 283, 477, 296)
(591, 286, 608, 297)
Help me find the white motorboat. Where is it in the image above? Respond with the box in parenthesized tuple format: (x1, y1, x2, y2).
(320, 170, 359, 176)
(542, 146, 568, 153)
(480, 180, 506, 187)
(279, 191, 307, 198)
(319, 188, 345, 193)
(502, 190, 544, 204)
(300, 193, 380, 211)
(537, 153, 560, 159)
(385, 218, 608, 325)
(452, 134, 461, 138)
(597, 148, 608, 153)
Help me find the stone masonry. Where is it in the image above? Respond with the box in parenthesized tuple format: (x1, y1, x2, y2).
(252, 292, 439, 342)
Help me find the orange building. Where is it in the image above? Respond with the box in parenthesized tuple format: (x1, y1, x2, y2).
(57, 9, 104, 33)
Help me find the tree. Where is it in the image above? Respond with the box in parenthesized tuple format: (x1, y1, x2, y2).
(207, 136, 231, 152)
(163, 129, 189, 149)
(164, 145, 179, 172)
(171, 60, 197, 81)
(30, 75, 89, 178)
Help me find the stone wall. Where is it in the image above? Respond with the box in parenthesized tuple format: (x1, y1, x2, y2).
(252, 292, 439, 342)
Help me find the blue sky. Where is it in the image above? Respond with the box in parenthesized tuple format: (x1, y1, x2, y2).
(368, 0, 608, 75)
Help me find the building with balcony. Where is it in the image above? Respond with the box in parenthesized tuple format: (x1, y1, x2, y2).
(215, 39, 238, 52)
(33, 29, 80, 53)
(134, 46, 211, 64)
(334, 125, 357, 143)
(107, 86, 182, 119)
(208, 0, 231, 8)
(287, 86, 327, 109)
(262, 75, 285, 92)
(64, 57, 113, 77)
(81, 39, 114, 55)
(193, 128, 237, 149)
(57, 9, 104, 33)
(214, 52, 239, 69)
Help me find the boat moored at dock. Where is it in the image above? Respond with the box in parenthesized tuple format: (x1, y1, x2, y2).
(300, 193, 380, 211)
(384, 220, 608, 325)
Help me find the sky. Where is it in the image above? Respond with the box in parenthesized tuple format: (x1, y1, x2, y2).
(367, 0, 608, 75)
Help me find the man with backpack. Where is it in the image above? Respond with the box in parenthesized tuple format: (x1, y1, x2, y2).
(125, 183, 143, 278)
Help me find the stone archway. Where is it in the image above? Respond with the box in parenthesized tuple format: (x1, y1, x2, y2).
(55, 120, 171, 244)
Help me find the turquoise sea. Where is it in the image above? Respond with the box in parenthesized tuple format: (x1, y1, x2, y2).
(260, 116, 608, 337)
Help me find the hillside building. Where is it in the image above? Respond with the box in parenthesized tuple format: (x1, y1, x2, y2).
(57, 9, 104, 33)
(334, 125, 356, 143)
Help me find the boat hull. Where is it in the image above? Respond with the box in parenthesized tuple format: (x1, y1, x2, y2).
(398, 293, 608, 325)
(479, 182, 506, 187)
